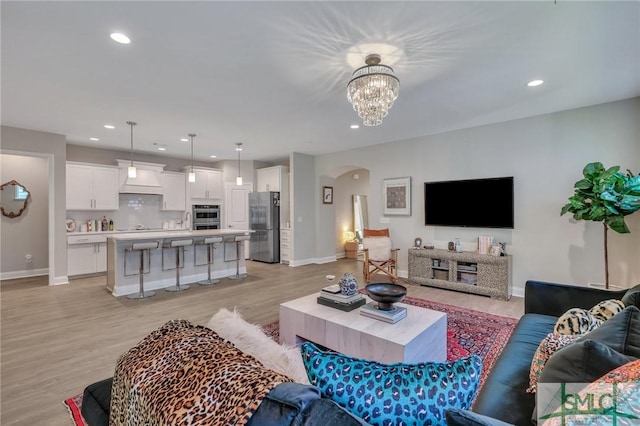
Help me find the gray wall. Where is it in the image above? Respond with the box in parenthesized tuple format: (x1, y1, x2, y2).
(314, 98, 640, 293)
(1, 126, 67, 284)
(291, 152, 316, 264)
(0, 154, 49, 277)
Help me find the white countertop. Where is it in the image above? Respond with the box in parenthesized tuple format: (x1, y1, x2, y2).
(67, 228, 189, 237)
(108, 228, 251, 241)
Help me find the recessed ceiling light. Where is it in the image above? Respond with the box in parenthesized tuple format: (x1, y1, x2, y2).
(210, 155, 217, 158)
(89, 137, 99, 141)
(527, 79, 544, 87)
(157, 147, 166, 151)
(104, 124, 115, 129)
(180, 138, 189, 142)
(110, 33, 131, 44)
(350, 124, 360, 129)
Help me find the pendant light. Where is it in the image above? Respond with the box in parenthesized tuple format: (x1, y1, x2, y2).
(235, 142, 243, 186)
(127, 121, 137, 178)
(188, 133, 196, 183)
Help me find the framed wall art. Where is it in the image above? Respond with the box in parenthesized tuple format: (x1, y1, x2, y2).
(383, 176, 411, 216)
(322, 186, 333, 204)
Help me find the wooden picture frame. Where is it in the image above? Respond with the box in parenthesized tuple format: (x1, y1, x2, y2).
(383, 176, 411, 216)
(322, 186, 333, 204)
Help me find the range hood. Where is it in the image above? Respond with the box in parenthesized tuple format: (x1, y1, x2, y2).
(116, 160, 164, 195)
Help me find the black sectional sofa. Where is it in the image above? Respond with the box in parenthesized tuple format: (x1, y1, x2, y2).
(470, 280, 637, 425)
(82, 280, 639, 426)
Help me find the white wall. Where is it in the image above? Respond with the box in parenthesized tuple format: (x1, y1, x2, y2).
(314, 98, 640, 294)
(0, 154, 49, 277)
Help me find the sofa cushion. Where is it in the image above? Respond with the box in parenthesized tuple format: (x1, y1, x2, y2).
(81, 377, 113, 426)
(246, 382, 321, 426)
(538, 339, 634, 386)
(294, 398, 371, 426)
(445, 408, 514, 426)
(472, 314, 556, 425)
(575, 305, 640, 357)
(538, 360, 640, 426)
(527, 333, 581, 393)
(621, 284, 640, 308)
(301, 341, 482, 426)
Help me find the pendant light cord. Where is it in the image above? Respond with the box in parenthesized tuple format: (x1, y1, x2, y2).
(236, 142, 242, 180)
(127, 121, 137, 166)
(189, 133, 195, 173)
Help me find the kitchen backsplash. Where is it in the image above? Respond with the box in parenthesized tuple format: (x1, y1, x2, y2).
(67, 194, 189, 231)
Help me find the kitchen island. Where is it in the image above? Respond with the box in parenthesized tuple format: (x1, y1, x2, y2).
(106, 229, 251, 297)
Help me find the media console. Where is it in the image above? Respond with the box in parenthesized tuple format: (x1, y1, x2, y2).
(408, 248, 512, 300)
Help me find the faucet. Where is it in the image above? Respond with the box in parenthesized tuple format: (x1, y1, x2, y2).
(184, 211, 191, 229)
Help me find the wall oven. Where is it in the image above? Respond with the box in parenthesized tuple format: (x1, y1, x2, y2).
(192, 204, 221, 230)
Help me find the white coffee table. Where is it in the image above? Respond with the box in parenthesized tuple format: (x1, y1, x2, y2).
(279, 293, 447, 364)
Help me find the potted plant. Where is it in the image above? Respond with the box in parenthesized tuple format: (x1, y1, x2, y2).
(561, 162, 640, 288)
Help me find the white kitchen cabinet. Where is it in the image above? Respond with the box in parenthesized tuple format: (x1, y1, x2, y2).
(280, 228, 291, 264)
(66, 163, 119, 210)
(188, 168, 222, 200)
(256, 165, 288, 192)
(256, 165, 290, 228)
(67, 234, 108, 276)
(161, 172, 187, 211)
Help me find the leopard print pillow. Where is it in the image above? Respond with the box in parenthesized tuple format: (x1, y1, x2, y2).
(589, 299, 625, 322)
(553, 308, 600, 335)
(301, 341, 482, 426)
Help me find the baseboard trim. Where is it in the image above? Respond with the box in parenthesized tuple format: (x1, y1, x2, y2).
(53, 276, 70, 285)
(0, 268, 48, 281)
(289, 258, 317, 267)
(315, 255, 337, 264)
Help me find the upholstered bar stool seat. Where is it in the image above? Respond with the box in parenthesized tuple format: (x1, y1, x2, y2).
(227, 234, 250, 280)
(125, 241, 160, 299)
(163, 238, 193, 292)
(195, 236, 224, 285)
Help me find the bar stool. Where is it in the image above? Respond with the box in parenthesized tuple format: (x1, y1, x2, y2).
(196, 236, 224, 285)
(227, 234, 250, 280)
(163, 239, 193, 292)
(125, 241, 160, 299)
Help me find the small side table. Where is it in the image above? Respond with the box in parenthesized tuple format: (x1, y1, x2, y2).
(344, 241, 359, 259)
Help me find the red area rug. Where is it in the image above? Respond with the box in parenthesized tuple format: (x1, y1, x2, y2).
(262, 295, 518, 387)
(64, 296, 518, 425)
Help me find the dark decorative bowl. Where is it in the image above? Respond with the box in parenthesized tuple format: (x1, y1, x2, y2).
(365, 283, 407, 311)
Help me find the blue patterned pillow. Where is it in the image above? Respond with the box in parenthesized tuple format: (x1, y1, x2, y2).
(301, 342, 482, 426)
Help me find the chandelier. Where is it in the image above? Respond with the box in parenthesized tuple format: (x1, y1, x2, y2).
(347, 54, 400, 126)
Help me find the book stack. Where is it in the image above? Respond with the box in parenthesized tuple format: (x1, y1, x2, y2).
(317, 285, 365, 312)
(360, 302, 407, 324)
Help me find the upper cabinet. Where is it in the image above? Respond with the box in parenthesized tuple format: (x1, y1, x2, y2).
(256, 165, 290, 227)
(66, 162, 119, 210)
(188, 168, 222, 200)
(256, 165, 288, 192)
(161, 172, 187, 211)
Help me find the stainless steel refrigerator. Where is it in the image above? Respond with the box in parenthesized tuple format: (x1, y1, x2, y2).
(249, 191, 280, 263)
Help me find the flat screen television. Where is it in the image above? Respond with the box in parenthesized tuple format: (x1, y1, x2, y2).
(424, 177, 514, 228)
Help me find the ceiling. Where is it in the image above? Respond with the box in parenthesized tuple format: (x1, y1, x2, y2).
(2, 1, 639, 163)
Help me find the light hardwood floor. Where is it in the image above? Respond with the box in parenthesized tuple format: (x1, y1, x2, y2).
(0, 259, 524, 425)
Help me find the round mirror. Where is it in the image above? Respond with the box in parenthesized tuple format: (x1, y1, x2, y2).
(0, 180, 31, 218)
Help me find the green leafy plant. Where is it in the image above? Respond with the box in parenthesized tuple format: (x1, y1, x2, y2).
(561, 162, 640, 288)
